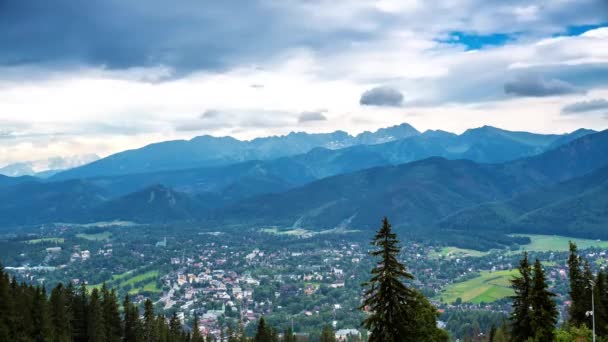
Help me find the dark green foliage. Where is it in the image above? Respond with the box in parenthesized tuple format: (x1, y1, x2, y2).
(595, 271, 608, 337)
(72, 283, 88, 342)
(360, 218, 447, 342)
(320, 325, 336, 342)
(509, 252, 533, 341)
(0, 264, 194, 342)
(283, 326, 295, 342)
(254, 317, 272, 342)
(568, 242, 592, 328)
(49, 283, 72, 342)
(529, 259, 558, 341)
(191, 314, 204, 342)
(123, 294, 140, 342)
(87, 288, 106, 342)
(101, 286, 122, 342)
(143, 298, 157, 342)
(509, 254, 558, 342)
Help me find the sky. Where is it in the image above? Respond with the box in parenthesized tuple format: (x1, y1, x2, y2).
(1, 0, 608, 166)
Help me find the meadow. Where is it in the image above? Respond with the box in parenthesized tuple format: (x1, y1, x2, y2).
(438, 269, 517, 304)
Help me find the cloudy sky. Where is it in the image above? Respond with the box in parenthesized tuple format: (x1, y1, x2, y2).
(1, 0, 608, 166)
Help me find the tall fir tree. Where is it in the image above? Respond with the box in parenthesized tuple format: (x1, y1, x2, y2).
(254, 317, 272, 342)
(123, 294, 139, 342)
(143, 298, 157, 342)
(360, 217, 447, 342)
(31, 286, 52, 342)
(596, 271, 608, 337)
(49, 283, 72, 342)
(320, 325, 336, 342)
(71, 283, 88, 342)
(102, 286, 122, 342)
(509, 252, 533, 341)
(0, 265, 11, 341)
(529, 258, 558, 341)
(360, 217, 414, 341)
(169, 312, 182, 337)
(191, 314, 205, 342)
(568, 242, 590, 327)
(283, 326, 296, 342)
(87, 287, 106, 342)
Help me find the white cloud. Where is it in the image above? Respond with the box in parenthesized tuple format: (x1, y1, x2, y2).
(0, 2, 607, 164)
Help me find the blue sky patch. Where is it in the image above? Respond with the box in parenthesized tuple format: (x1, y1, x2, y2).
(439, 32, 514, 50)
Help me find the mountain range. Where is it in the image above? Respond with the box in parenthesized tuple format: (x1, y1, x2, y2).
(50, 124, 593, 180)
(0, 123, 606, 250)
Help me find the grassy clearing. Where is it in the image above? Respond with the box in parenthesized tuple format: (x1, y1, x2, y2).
(25, 238, 64, 244)
(512, 234, 608, 253)
(429, 247, 488, 259)
(438, 269, 517, 304)
(128, 281, 161, 295)
(76, 231, 112, 241)
(92, 270, 160, 295)
(121, 270, 159, 286)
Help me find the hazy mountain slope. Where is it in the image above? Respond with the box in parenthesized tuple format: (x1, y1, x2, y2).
(51, 123, 592, 181)
(0, 180, 107, 226)
(215, 158, 529, 230)
(0, 174, 37, 188)
(438, 165, 608, 234)
(81, 160, 316, 198)
(513, 182, 608, 238)
(217, 130, 608, 232)
(92, 185, 203, 223)
(52, 124, 421, 179)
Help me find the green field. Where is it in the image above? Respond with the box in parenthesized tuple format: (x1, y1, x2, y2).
(513, 234, 608, 253)
(429, 247, 489, 259)
(438, 270, 517, 304)
(128, 281, 160, 295)
(25, 238, 64, 244)
(76, 231, 112, 241)
(92, 270, 160, 294)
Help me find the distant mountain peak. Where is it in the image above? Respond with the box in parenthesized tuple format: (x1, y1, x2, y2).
(0, 154, 100, 177)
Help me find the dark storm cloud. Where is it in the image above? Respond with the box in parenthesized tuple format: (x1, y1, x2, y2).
(504, 75, 584, 97)
(298, 111, 327, 123)
(360, 86, 404, 107)
(562, 98, 608, 114)
(0, 1, 381, 76)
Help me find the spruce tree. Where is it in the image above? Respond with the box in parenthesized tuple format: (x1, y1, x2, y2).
(143, 298, 157, 342)
(596, 271, 608, 337)
(102, 286, 122, 342)
(568, 242, 589, 327)
(191, 314, 205, 342)
(254, 317, 272, 342)
(529, 258, 558, 341)
(320, 325, 336, 342)
(71, 283, 88, 342)
(360, 218, 421, 341)
(87, 287, 106, 342)
(509, 252, 532, 341)
(360, 217, 415, 341)
(123, 295, 139, 342)
(31, 286, 51, 342)
(0, 265, 10, 341)
(283, 326, 295, 342)
(49, 283, 72, 342)
(169, 312, 182, 337)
